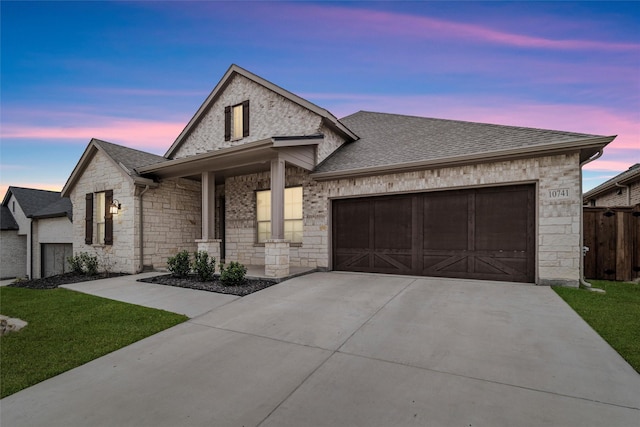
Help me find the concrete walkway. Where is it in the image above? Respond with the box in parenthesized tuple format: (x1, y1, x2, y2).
(61, 273, 239, 318)
(2, 272, 639, 426)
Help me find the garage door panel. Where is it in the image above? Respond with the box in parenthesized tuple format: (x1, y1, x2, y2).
(475, 189, 531, 251)
(374, 197, 413, 250)
(332, 185, 535, 283)
(334, 200, 369, 249)
(423, 194, 468, 250)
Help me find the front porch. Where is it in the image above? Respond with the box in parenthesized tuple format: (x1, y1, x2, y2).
(138, 136, 325, 279)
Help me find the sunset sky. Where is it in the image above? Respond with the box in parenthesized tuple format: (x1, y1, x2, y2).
(2, 1, 638, 198)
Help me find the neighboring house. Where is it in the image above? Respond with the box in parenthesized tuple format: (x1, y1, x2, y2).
(62, 64, 616, 286)
(0, 187, 73, 279)
(583, 163, 640, 207)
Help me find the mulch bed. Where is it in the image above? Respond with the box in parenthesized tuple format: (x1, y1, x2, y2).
(7, 272, 129, 290)
(138, 274, 278, 297)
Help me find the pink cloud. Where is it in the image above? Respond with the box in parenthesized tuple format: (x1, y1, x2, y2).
(1, 118, 184, 154)
(287, 5, 640, 52)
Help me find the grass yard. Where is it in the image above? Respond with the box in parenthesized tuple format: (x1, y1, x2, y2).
(553, 280, 640, 373)
(0, 287, 187, 398)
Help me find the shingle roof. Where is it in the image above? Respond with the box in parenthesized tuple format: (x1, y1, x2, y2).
(3, 187, 64, 217)
(1, 205, 19, 230)
(583, 163, 640, 199)
(31, 197, 73, 220)
(315, 111, 609, 174)
(93, 139, 166, 175)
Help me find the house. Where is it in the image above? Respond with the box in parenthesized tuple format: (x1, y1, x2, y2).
(583, 163, 640, 207)
(61, 64, 616, 286)
(0, 187, 73, 279)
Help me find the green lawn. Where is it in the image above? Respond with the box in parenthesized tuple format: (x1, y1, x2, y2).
(0, 287, 187, 398)
(553, 280, 640, 373)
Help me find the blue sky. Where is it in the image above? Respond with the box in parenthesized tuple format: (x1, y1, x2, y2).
(2, 1, 639, 197)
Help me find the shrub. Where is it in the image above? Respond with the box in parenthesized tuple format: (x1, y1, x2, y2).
(67, 252, 98, 275)
(67, 254, 84, 274)
(80, 253, 99, 276)
(192, 251, 216, 282)
(167, 250, 191, 277)
(219, 261, 247, 286)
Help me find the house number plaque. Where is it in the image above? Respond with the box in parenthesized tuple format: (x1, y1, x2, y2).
(548, 188, 571, 199)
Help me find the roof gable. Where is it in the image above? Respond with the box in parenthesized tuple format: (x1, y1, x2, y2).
(313, 111, 615, 178)
(583, 163, 640, 199)
(2, 187, 63, 217)
(164, 64, 356, 159)
(62, 139, 164, 196)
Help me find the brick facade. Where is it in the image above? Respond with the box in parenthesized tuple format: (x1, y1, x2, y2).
(172, 74, 345, 164)
(219, 153, 583, 286)
(0, 231, 26, 279)
(587, 180, 640, 207)
(70, 149, 137, 273)
(139, 178, 201, 270)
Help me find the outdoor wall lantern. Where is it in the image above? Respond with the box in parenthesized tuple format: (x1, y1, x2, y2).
(109, 199, 121, 215)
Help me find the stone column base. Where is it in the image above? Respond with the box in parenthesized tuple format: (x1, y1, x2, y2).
(265, 239, 290, 278)
(195, 239, 222, 262)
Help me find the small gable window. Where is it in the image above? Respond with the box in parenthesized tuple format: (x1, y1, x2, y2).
(225, 100, 250, 141)
(85, 190, 113, 245)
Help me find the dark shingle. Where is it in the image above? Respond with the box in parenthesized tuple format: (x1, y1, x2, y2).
(1, 205, 19, 230)
(316, 111, 606, 173)
(31, 197, 73, 220)
(5, 187, 64, 217)
(93, 139, 166, 176)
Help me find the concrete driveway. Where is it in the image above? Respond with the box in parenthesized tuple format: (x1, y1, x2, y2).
(2, 272, 639, 426)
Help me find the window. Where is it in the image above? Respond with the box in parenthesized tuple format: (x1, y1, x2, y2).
(224, 100, 249, 141)
(12, 201, 15, 213)
(85, 190, 113, 245)
(256, 187, 303, 243)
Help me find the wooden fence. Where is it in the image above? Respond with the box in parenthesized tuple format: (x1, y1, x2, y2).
(583, 205, 640, 281)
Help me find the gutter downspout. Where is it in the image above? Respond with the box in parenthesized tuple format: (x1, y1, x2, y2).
(580, 150, 605, 291)
(614, 182, 631, 206)
(138, 185, 150, 273)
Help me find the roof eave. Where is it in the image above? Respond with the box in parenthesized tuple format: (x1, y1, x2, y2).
(583, 169, 640, 200)
(311, 136, 615, 181)
(62, 139, 142, 197)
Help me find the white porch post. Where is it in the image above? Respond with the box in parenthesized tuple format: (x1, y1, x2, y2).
(265, 157, 289, 278)
(196, 171, 221, 260)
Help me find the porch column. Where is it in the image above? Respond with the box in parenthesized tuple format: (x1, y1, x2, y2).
(196, 171, 221, 260)
(265, 157, 289, 278)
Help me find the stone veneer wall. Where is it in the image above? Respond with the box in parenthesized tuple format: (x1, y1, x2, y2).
(70, 149, 137, 273)
(0, 231, 26, 279)
(589, 180, 640, 207)
(138, 178, 201, 270)
(223, 153, 583, 286)
(172, 74, 347, 164)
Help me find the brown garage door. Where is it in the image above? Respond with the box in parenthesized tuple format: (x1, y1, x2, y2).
(332, 185, 535, 283)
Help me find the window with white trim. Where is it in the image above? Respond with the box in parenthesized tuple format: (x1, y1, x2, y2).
(256, 187, 303, 243)
(96, 192, 107, 244)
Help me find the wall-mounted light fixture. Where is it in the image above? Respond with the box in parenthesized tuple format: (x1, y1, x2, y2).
(109, 199, 121, 215)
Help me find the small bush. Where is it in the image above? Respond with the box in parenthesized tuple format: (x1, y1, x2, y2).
(192, 251, 216, 282)
(67, 252, 98, 275)
(67, 255, 84, 274)
(167, 250, 191, 277)
(80, 253, 99, 276)
(220, 261, 247, 286)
